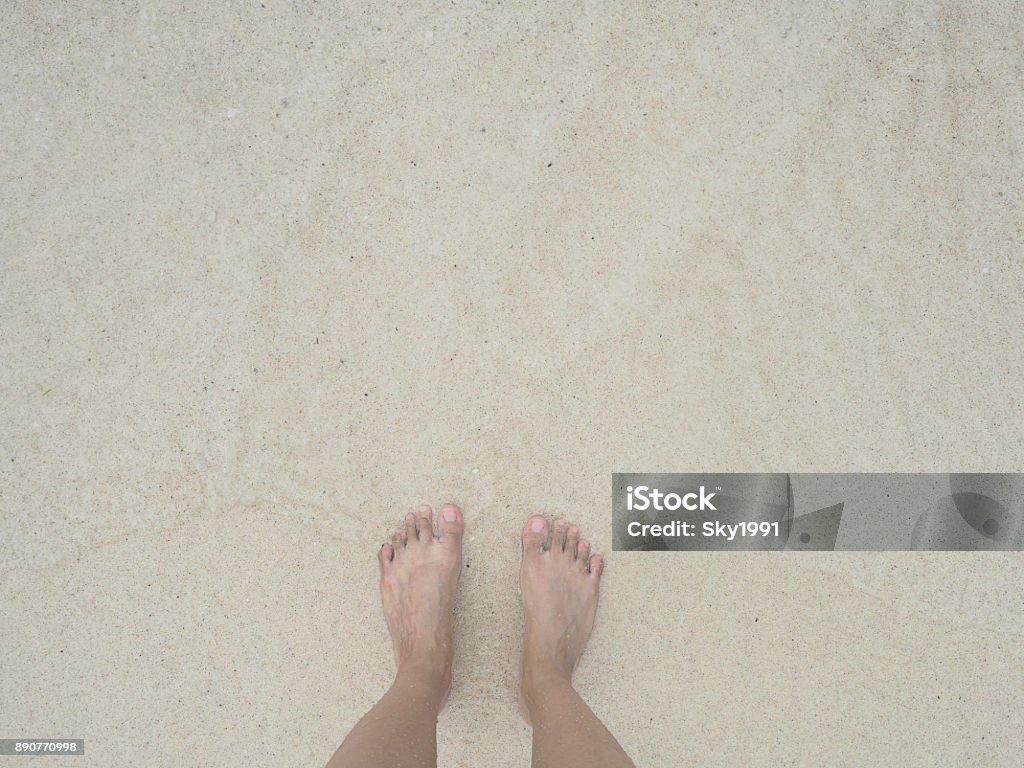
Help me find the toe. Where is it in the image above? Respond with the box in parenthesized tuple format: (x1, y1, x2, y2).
(438, 503, 464, 544)
(404, 512, 418, 541)
(379, 543, 394, 565)
(552, 519, 569, 553)
(522, 516, 549, 554)
(589, 553, 605, 579)
(391, 529, 407, 551)
(565, 525, 581, 557)
(576, 539, 591, 569)
(416, 504, 435, 539)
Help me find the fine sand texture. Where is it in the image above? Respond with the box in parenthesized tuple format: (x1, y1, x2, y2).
(2, 1, 1022, 766)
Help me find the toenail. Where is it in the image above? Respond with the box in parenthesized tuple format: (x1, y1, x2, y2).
(443, 507, 458, 522)
(530, 517, 545, 533)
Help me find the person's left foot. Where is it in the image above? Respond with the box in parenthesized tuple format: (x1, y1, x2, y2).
(377, 503, 464, 712)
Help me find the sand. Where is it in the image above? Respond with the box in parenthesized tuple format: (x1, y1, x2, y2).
(2, 1, 1022, 765)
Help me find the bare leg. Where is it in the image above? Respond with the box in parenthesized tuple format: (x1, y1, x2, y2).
(519, 516, 636, 768)
(325, 504, 464, 768)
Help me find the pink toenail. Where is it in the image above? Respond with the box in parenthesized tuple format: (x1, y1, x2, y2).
(443, 507, 457, 522)
(530, 518, 545, 532)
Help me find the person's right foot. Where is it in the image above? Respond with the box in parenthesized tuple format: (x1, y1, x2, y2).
(377, 503, 464, 713)
(518, 515, 605, 723)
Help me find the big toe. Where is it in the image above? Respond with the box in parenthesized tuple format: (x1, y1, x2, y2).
(438, 503, 465, 546)
(522, 516, 549, 554)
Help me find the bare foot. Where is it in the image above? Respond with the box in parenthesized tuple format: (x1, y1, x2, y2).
(377, 503, 464, 713)
(518, 515, 605, 724)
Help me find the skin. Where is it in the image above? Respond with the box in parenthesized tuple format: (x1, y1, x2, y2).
(325, 505, 635, 768)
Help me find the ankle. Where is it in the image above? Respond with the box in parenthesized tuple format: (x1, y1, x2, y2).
(521, 659, 574, 703)
(395, 657, 451, 696)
